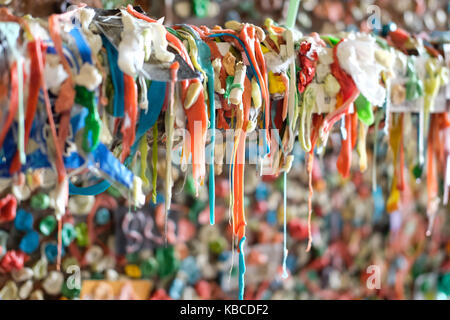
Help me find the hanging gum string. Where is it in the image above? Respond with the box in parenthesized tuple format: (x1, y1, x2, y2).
(57, 218, 62, 271)
(280, 73, 289, 121)
(285, 29, 298, 154)
(398, 128, 405, 191)
(357, 121, 368, 172)
(0, 9, 38, 174)
(299, 85, 314, 152)
(238, 236, 246, 300)
(229, 73, 252, 254)
(121, 74, 138, 162)
(152, 124, 158, 204)
(0, 20, 25, 163)
(17, 57, 24, 164)
(207, 54, 216, 226)
(139, 136, 149, 187)
(282, 171, 288, 278)
(386, 114, 403, 213)
(441, 114, 450, 204)
(372, 109, 384, 191)
(426, 114, 438, 236)
(164, 61, 179, 243)
(336, 113, 352, 178)
(9, 42, 44, 175)
(181, 78, 208, 194)
(0, 62, 18, 149)
(306, 115, 324, 252)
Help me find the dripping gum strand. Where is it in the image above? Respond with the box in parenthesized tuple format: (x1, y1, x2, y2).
(121, 74, 138, 162)
(357, 121, 368, 172)
(0, 62, 18, 149)
(139, 136, 149, 187)
(232, 77, 252, 241)
(386, 114, 403, 213)
(305, 115, 325, 252)
(164, 61, 179, 242)
(426, 114, 439, 236)
(336, 113, 352, 178)
(152, 124, 158, 204)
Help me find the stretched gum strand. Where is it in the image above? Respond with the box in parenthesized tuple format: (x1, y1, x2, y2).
(151, 124, 158, 204)
(351, 111, 358, 149)
(426, 115, 439, 236)
(299, 85, 315, 152)
(121, 74, 138, 162)
(357, 121, 368, 172)
(0, 18, 26, 163)
(282, 171, 288, 279)
(372, 110, 384, 192)
(238, 236, 246, 300)
(305, 115, 325, 252)
(0, 62, 18, 149)
(439, 114, 450, 204)
(280, 73, 289, 121)
(284, 29, 298, 153)
(181, 79, 208, 193)
(0, 9, 35, 170)
(9, 42, 46, 175)
(139, 136, 149, 187)
(164, 62, 179, 242)
(336, 113, 352, 178)
(398, 129, 405, 191)
(16, 56, 24, 164)
(233, 77, 252, 241)
(386, 114, 403, 213)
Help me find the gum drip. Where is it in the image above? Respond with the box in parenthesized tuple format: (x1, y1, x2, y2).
(164, 62, 179, 243)
(282, 171, 288, 278)
(306, 151, 314, 252)
(207, 59, 216, 225)
(238, 236, 246, 300)
(17, 59, 24, 164)
(152, 124, 158, 204)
